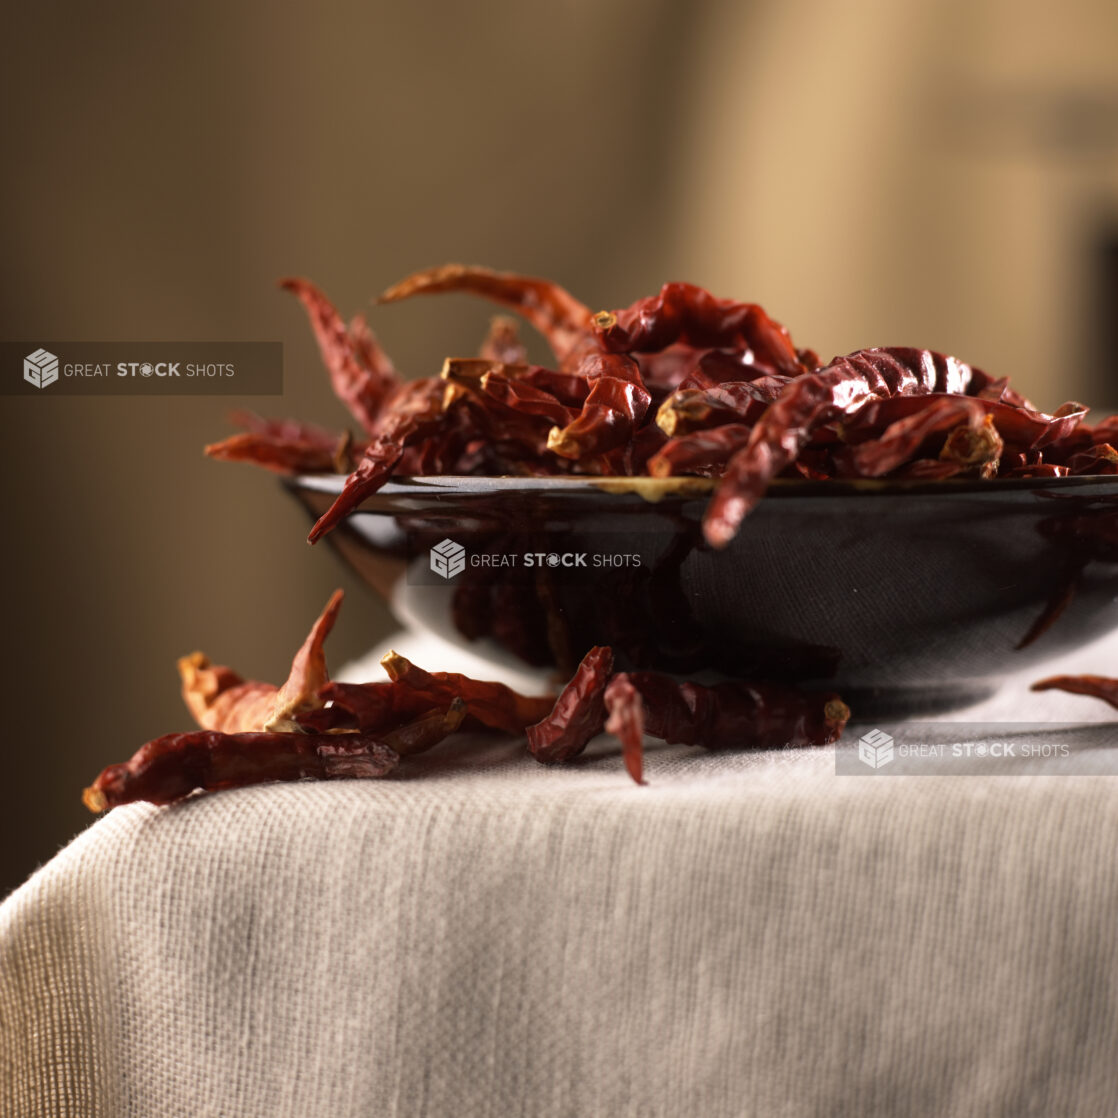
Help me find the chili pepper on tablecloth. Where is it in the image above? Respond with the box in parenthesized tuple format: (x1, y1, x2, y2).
(546, 354, 652, 460)
(281, 278, 399, 434)
(603, 672, 852, 786)
(178, 590, 344, 734)
(525, 646, 614, 764)
(379, 651, 554, 734)
(1064, 444, 1118, 475)
(477, 368, 579, 428)
(82, 730, 400, 811)
(1030, 674, 1118, 711)
(379, 264, 596, 370)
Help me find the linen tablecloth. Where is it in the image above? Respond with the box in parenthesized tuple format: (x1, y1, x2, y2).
(3, 631, 1117, 1117)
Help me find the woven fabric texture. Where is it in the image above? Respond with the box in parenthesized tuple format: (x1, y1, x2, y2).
(3, 635, 1117, 1117)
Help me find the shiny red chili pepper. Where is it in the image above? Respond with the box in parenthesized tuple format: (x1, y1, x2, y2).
(703, 348, 983, 547)
(546, 354, 651, 459)
(592, 282, 803, 377)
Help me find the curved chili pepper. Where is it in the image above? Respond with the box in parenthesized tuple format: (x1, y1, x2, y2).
(592, 283, 803, 376)
(703, 348, 983, 547)
(264, 589, 345, 731)
(82, 730, 399, 811)
(1030, 674, 1118, 711)
(546, 354, 651, 459)
(526, 645, 613, 764)
(178, 590, 344, 734)
(204, 429, 353, 476)
(380, 699, 467, 756)
(378, 264, 595, 369)
(308, 378, 446, 542)
(280, 278, 398, 434)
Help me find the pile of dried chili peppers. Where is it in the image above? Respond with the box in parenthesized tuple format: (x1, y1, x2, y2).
(83, 266, 1118, 811)
(206, 264, 1118, 550)
(83, 592, 850, 810)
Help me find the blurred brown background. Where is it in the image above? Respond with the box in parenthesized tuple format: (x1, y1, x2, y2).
(2, 0, 1117, 899)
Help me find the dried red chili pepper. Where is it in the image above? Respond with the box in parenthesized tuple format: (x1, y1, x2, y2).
(478, 368, 578, 428)
(546, 354, 651, 459)
(1030, 674, 1118, 711)
(178, 590, 342, 734)
(1065, 444, 1118, 475)
(592, 283, 803, 377)
(178, 653, 279, 735)
(380, 699, 467, 755)
(308, 378, 446, 542)
(82, 730, 399, 812)
(1002, 463, 1069, 478)
(604, 671, 851, 785)
(844, 397, 993, 478)
(264, 589, 345, 730)
(655, 377, 790, 437)
(525, 645, 614, 764)
(379, 264, 595, 370)
(601, 673, 647, 783)
(280, 278, 398, 434)
(379, 650, 554, 734)
(647, 424, 753, 478)
(204, 429, 353, 476)
(703, 348, 983, 546)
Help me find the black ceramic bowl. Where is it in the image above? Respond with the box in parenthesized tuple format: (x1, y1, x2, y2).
(285, 474, 1118, 715)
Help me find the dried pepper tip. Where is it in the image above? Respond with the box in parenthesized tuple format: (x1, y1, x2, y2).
(1030, 674, 1118, 711)
(278, 277, 396, 436)
(264, 588, 345, 731)
(82, 785, 107, 814)
(824, 698, 852, 727)
(592, 310, 617, 330)
(602, 673, 647, 785)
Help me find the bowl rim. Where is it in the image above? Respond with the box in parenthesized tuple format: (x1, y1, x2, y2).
(288, 472, 1118, 502)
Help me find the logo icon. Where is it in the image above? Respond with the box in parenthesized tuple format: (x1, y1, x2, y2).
(24, 348, 59, 389)
(430, 538, 466, 579)
(858, 728, 894, 769)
